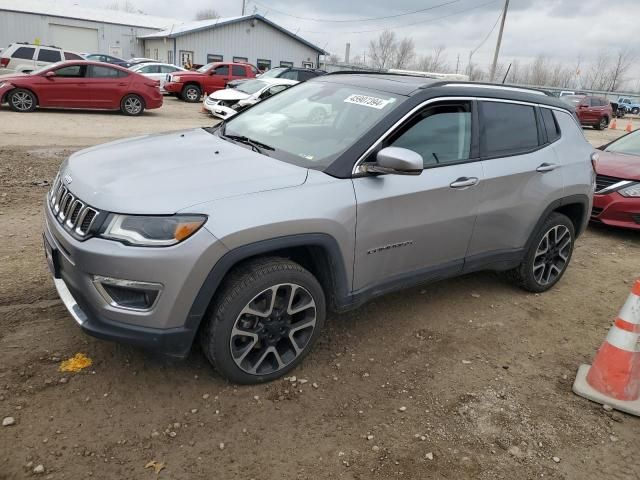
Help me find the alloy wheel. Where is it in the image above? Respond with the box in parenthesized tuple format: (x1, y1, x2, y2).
(532, 225, 572, 286)
(186, 88, 199, 101)
(12, 91, 34, 111)
(230, 283, 317, 375)
(124, 97, 142, 115)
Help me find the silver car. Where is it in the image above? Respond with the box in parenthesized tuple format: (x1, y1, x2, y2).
(43, 74, 595, 383)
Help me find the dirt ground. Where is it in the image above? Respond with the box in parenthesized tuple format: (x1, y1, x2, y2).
(1, 99, 639, 480)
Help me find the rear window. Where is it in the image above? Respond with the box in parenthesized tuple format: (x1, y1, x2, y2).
(540, 108, 561, 143)
(12, 47, 35, 60)
(480, 102, 540, 156)
(89, 65, 127, 78)
(37, 49, 62, 63)
(232, 65, 245, 76)
(64, 52, 83, 61)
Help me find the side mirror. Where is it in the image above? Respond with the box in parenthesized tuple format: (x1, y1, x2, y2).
(45, 71, 56, 78)
(363, 147, 423, 176)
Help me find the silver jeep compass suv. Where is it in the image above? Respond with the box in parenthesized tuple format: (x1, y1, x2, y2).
(43, 73, 595, 383)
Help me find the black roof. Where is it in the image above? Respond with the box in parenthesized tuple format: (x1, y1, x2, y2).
(317, 72, 572, 111)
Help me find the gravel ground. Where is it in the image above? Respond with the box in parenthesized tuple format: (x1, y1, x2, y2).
(0, 99, 639, 479)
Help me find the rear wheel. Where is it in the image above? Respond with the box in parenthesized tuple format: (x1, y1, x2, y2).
(507, 212, 575, 293)
(120, 94, 145, 116)
(200, 257, 326, 384)
(632, 107, 639, 115)
(8, 89, 37, 112)
(181, 84, 201, 103)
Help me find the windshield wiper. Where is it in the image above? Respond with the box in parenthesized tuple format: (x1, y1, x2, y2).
(222, 132, 275, 154)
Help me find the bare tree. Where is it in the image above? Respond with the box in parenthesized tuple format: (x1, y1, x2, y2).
(195, 8, 220, 20)
(584, 52, 612, 91)
(328, 54, 341, 64)
(368, 30, 397, 70)
(609, 47, 635, 91)
(392, 38, 415, 69)
(415, 46, 448, 72)
(105, 1, 142, 13)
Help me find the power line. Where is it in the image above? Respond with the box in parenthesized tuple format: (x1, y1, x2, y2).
(470, 5, 503, 56)
(250, 0, 461, 23)
(273, 0, 501, 35)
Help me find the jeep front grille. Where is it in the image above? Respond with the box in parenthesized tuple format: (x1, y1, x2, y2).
(49, 177, 100, 238)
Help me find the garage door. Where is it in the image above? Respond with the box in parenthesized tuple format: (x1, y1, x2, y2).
(49, 24, 99, 52)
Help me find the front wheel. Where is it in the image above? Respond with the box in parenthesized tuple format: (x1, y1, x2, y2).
(200, 258, 326, 384)
(507, 212, 575, 293)
(181, 84, 201, 103)
(120, 94, 145, 116)
(8, 89, 37, 112)
(594, 117, 608, 130)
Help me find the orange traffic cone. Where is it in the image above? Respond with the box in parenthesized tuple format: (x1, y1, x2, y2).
(573, 280, 640, 416)
(610, 118, 617, 130)
(200, 105, 208, 114)
(625, 118, 633, 133)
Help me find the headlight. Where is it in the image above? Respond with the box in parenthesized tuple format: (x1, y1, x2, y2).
(619, 182, 640, 197)
(101, 214, 206, 246)
(172, 76, 181, 83)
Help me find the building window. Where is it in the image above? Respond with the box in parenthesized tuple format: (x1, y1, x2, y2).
(207, 54, 223, 63)
(280, 61, 293, 68)
(167, 50, 173, 65)
(179, 50, 194, 68)
(145, 48, 151, 58)
(302, 61, 314, 68)
(233, 56, 248, 63)
(256, 59, 271, 72)
(153, 48, 159, 60)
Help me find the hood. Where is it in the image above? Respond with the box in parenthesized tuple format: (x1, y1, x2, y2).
(209, 89, 250, 101)
(596, 151, 640, 181)
(62, 128, 308, 214)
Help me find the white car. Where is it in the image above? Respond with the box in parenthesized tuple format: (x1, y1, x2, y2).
(129, 62, 187, 93)
(203, 78, 298, 119)
(0, 43, 83, 74)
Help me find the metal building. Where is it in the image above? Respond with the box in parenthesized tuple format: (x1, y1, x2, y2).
(139, 15, 326, 70)
(0, 0, 175, 58)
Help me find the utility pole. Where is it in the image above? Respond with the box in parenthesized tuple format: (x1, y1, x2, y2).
(242, 0, 246, 15)
(455, 54, 460, 74)
(489, 0, 509, 82)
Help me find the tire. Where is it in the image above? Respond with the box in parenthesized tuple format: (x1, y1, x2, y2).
(632, 107, 639, 115)
(200, 257, 326, 384)
(8, 88, 37, 112)
(181, 84, 201, 103)
(594, 117, 608, 130)
(507, 212, 575, 293)
(120, 94, 145, 116)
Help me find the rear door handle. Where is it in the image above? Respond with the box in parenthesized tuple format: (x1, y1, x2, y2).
(450, 177, 479, 189)
(536, 163, 559, 173)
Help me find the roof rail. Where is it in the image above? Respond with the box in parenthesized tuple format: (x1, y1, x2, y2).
(441, 82, 548, 96)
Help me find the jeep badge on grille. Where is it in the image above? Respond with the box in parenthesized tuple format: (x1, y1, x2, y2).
(63, 174, 73, 185)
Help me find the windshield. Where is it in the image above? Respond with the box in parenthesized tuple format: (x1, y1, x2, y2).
(259, 67, 287, 79)
(237, 80, 269, 95)
(561, 95, 584, 106)
(604, 130, 640, 157)
(222, 81, 404, 169)
(197, 63, 214, 73)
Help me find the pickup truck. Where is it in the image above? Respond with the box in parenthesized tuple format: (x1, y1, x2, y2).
(164, 62, 257, 102)
(617, 97, 640, 115)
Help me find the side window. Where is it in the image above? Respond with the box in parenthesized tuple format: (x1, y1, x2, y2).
(541, 108, 561, 143)
(64, 52, 83, 61)
(279, 70, 298, 80)
(37, 49, 62, 63)
(214, 65, 229, 76)
(298, 71, 316, 81)
(262, 85, 288, 98)
(390, 103, 472, 167)
(89, 65, 123, 78)
(160, 65, 178, 74)
(54, 65, 86, 77)
(232, 65, 245, 76)
(480, 102, 539, 157)
(12, 47, 36, 60)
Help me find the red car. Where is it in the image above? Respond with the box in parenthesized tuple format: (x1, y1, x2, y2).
(0, 61, 163, 115)
(562, 95, 613, 130)
(164, 62, 257, 102)
(591, 129, 640, 230)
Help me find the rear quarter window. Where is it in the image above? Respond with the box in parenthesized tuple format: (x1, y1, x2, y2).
(12, 47, 35, 60)
(541, 108, 561, 143)
(480, 102, 540, 157)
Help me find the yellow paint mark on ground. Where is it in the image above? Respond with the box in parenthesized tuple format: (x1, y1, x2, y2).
(59, 353, 93, 373)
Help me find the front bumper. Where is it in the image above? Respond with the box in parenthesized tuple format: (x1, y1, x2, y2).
(44, 197, 228, 357)
(203, 97, 239, 119)
(591, 192, 640, 230)
(163, 82, 183, 94)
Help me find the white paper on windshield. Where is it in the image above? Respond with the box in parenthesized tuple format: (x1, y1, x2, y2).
(344, 94, 392, 109)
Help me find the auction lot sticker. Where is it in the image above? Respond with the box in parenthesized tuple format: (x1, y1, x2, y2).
(344, 94, 392, 109)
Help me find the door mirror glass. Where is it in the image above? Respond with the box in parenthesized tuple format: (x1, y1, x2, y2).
(364, 147, 423, 175)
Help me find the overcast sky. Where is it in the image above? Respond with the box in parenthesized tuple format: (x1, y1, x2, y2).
(74, 0, 639, 80)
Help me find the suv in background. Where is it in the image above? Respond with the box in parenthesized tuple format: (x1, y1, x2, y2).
(227, 66, 327, 89)
(0, 42, 83, 74)
(164, 62, 257, 102)
(617, 97, 640, 115)
(562, 95, 613, 130)
(44, 75, 594, 383)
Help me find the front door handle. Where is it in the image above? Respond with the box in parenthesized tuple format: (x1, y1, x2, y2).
(450, 177, 479, 189)
(536, 163, 559, 173)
